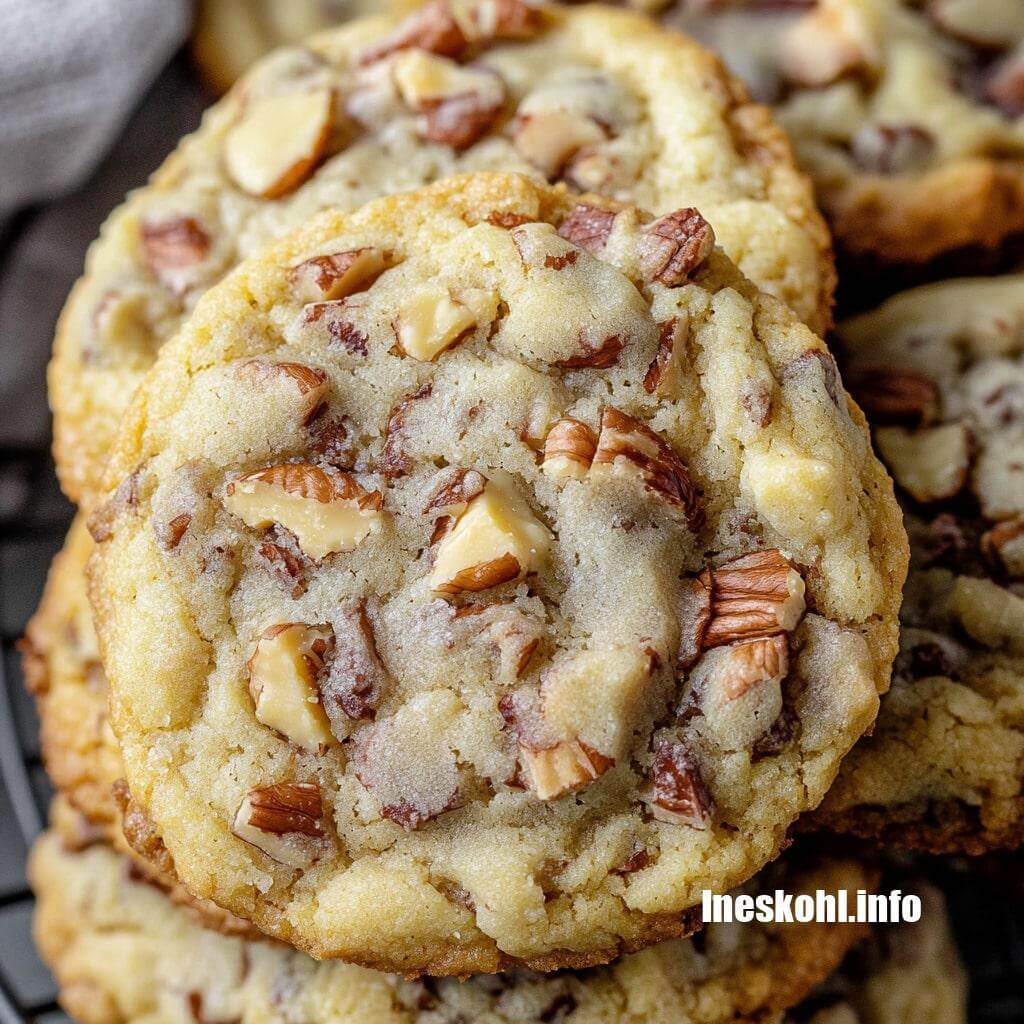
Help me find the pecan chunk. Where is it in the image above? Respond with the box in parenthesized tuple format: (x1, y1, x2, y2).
(590, 408, 703, 529)
(232, 783, 326, 868)
(647, 739, 712, 828)
(557, 203, 615, 254)
(851, 368, 938, 426)
(696, 549, 806, 649)
(638, 209, 715, 287)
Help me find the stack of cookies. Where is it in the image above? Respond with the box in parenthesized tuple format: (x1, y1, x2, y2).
(25, 0, 1024, 1020)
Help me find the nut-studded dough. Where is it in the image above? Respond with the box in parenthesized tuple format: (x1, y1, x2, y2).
(813, 272, 1024, 853)
(88, 173, 904, 973)
(29, 807, 875, 1024)
(664, 0, 1024, 270)
(51, 0, 835, 506)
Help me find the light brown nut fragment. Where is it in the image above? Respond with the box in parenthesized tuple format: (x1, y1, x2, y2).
(521, 740, 613, 800)
(647, 739, 712, 828)
(395, 285, 478, 361)
(778, 3, 868, 86)
(224, 89, 333, 199)
(140, 217, 210, 291)
(424, 467, 488, 515)
(542, 417, 596, 481)
(466, 0, 544, 42)
(155, 512, 192, 551)
(359, 0, 468, 65)
(983, 517, 1024, 578)
(850, 124, 936, 175)
(946, 575, 1024, 653)
(430, 474, 551, 595)
(638, 209, 715, 287)
(557, 203, 615, 254)
(237, 360, 329, 424)
(693, 636, 788, 751)
(644, 318, 684, 397)
(231, 783, 325, 868)
(380, 383, 432, 479)
(554, 331, 625, 370)
(451, 603, 543, 682)
(985, 49, 1024, 118)
(699, 549, 806, 649)
(391, 51, 505, 150)
(248, 624, 335, 750)
(851, 369, 938, 426)
(223, 464, 383, 560)
(290, 248, 389, 303)
(317, 604, 389, 739)
(590, 407, 703, 529)
(874, 423, 971, 503)
(512, 110, 605, 178)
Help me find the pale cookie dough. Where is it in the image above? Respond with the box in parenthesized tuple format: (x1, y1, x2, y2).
(87, 173, 904, 973)
(29, 809, 876, 1024)
(193, 0, 417, 94)
(796, 883, 967, 1024)
(813, 273, 1024, 853)
(662, 0, 1024, 269)
(52, 0, 835, 505)
(21, 517, 259, 938)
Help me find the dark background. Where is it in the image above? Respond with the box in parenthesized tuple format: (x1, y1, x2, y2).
(0, 47, 1023, 1024)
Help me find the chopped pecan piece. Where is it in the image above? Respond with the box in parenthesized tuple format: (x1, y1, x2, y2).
(851, 368, 938, 426)
(521, 740, 613, 800)
(554, 330, 626, 370)
(237, 359, 329, 423)
(141, 217, 210, 289)
(423, 467, 487, 514)
(155, 512, 192, 551)
(468, 0, 544, 41)
(248, 624, 334, 749)
(698, 549, 806, 649)
(318, 604, 389, 737)
(232, 783, 326, 868)
(851, 124, 936, 175)
(590, 408, 703, 529)
(257, 538, 309, 598)
(542, 417, 597, 481)
(644, 318, 683, 396)
(557, 203, 615, 254)
(359, 1, 467, 64)
(638, 209, 715, 287)
(647, 739, 712, 828)
(874, 423, 971, 503)
(985, 50, 1024, 118)
(87, 471, 143, 543)
(223, 464, 383, 560)
(982, 517, 1024, 578)
(302, 302, 370, 356)
(290, 247, 389, 303)
(381, 383, 432, 479)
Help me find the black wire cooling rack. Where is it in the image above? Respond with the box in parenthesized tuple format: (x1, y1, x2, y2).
(0, 45, 1023, 1024)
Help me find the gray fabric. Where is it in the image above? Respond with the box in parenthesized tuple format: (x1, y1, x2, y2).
(0, 0, 190, 216)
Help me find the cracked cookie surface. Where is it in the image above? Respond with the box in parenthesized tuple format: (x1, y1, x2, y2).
(812, 272, 1024, 853)
(52, 0, 834, 505)
(88, 173, 903, 973)
(29, 805, 874, 1024)
(662, 0, 1024, 271)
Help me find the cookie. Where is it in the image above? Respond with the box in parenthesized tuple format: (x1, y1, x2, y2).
(192, 0, 416, 94)
(51, 0, 835, 505)
(662, 0, 1024, 271)
(87, 172, 904, 972)
(21, 516, 259, 938)
(812, 272, 1024, 854)
(29, 806, 876, 1024)
(796, 882, 967, 1024)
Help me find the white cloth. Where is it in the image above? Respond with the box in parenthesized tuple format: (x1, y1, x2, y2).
(0, 0, 190, 216)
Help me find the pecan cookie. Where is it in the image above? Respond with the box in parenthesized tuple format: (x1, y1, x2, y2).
(87, 173, 904, 972)
(52, 0, 835, 505)
(795, 883, 967, 1024)
(30, 806, 876, 1024)
(812, 272, 1024, 853)
(663, 0, 1024, 271)
(21, 517, 259, 938)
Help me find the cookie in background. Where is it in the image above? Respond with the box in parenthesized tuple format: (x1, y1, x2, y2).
(812, 272, 1024, 853)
